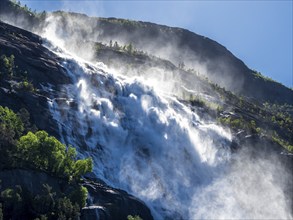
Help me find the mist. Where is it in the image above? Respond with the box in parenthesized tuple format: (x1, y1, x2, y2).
(190, 147, 292, 219)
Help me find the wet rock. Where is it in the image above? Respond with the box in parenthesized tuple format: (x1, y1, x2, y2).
(81, 179, 154, 220)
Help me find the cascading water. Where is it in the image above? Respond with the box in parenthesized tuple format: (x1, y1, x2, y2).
(43, 41, 292, 219)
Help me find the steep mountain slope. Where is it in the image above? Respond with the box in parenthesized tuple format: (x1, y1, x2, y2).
(0, 1, 293, 219)
(0, 21, 153, 220)
(94, 17, 293, 104)
(94, 42, 293, 151)
(0, 0, 292, 104)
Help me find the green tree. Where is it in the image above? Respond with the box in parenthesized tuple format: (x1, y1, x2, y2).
(0, 106, 24, 167)
(60, 147, 77, 177)
(69, 186, 88, 208)
(0, 55, 15, 77)
(17, 131, 92, 178)
(0, 106, 24, 145)
(0, 186, 23, 218)
(127, 215, 143, 220)
(73, 158, 93, 179)
(56, 197, 80, 219)
(17, 108, 36, 133)
(32, 184, 56, 215)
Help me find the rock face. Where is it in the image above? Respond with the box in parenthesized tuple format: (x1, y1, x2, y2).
(0, 21, 70, 139)
(0, 169, 64, 195)
(0, 21, 154, 219)
(81, 179, 153, 220)
(0, 170, 153, 220)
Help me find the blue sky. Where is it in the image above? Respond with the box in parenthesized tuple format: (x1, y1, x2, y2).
(20, 0, 293, 88)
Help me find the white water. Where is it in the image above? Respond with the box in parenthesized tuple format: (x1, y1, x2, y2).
(43, 42, 292, 219)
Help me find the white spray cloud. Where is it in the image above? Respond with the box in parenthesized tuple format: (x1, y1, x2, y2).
(189, 148, 292, 219)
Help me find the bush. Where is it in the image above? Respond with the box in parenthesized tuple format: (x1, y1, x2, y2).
(69, 186, 88, 208)
(0, 186, 24, 218)
(17, 131, 92, 179)
(56, 197, 80, 219)
(0, 54, 15, 77)
(32, 184, 55, 214)
(0, 106, 92, 218)
(127, 215, 143, 220)
(0, 106, 24, 145)
(19, 80, 34, 92)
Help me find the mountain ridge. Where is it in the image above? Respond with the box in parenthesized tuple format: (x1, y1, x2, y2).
(0, 0, 292, 105)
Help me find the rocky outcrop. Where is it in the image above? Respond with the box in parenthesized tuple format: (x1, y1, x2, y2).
(0, 169, 64, 195)
(0, 21, 70, 139)
(81, 179, 153, 220)
(0, 21, 154, 219)
(0, 169, 153, 220)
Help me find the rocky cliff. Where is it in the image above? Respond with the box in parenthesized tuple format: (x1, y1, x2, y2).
(0, 21, 153, 220)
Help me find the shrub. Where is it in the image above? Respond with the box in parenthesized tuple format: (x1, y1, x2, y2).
(32, 184, 56, 214)
(69, 186, 88, 208)
(0, 54, 15, 77)
(56, 197, 80, 219)
(0, 106, 92, 218)
(17, 131, 92, 179)
(0, 186, 23, 217)
(19, 80, 34, 92)
(127, 215, 143, 220)
(0, 106, 24, 146)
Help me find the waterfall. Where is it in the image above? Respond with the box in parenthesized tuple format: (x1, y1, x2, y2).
(44, 42, 292, 219)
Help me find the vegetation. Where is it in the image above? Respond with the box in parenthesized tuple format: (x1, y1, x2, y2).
(0, 54, 15, 78)
(272, 133, 293, 152)
(0, 105, 93, 179)
(0, 182, 86, 219)
(181, 71, 293, 152)
(0, 105, 93, 219)
(96, 40, 146, 57)
(0, 54, 36, 92)
(16, 131, 92, 179)
(8, 0, 47, 20)
(10, 0, 37, 16)
(103, 17, 144, 28)
(127, 215, 143, 220)
(252, 70, 278, 83)
(0, 106, 24, 148)
(18, 79, 35, 92)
